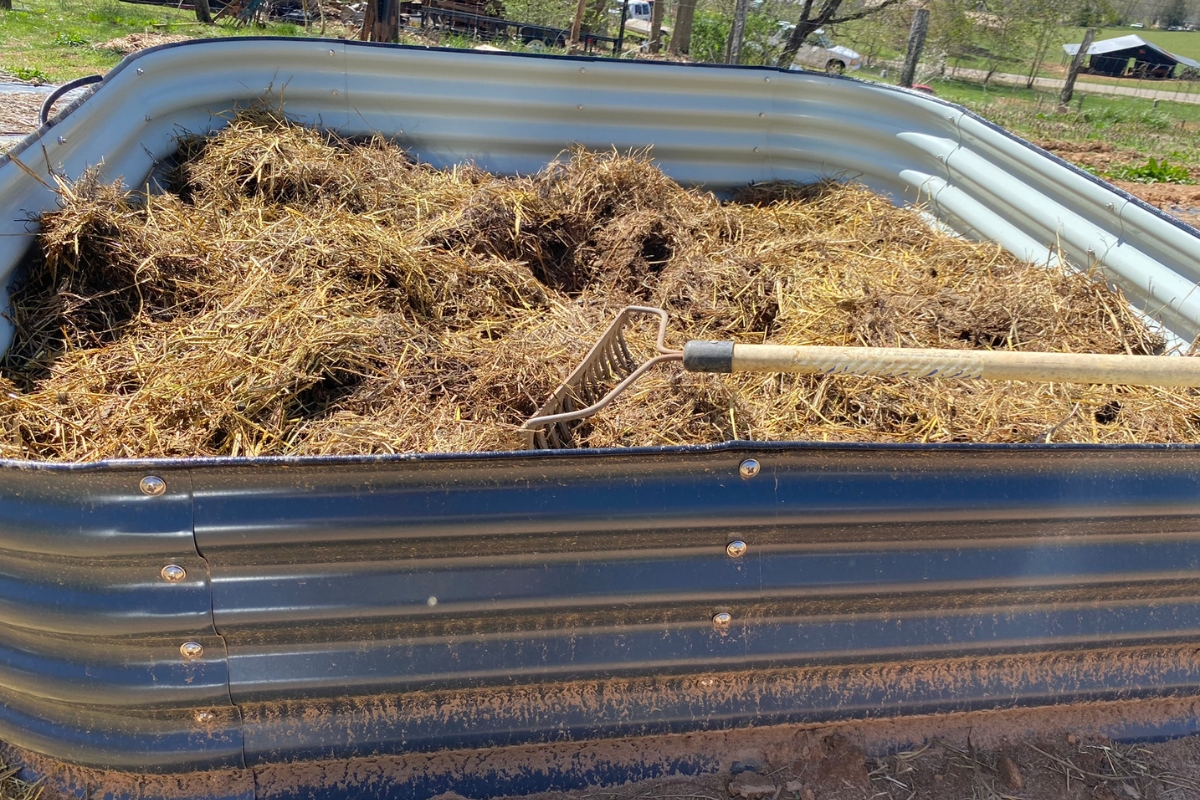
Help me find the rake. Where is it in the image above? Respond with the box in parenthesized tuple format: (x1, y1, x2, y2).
(519, 305, 1200, 450)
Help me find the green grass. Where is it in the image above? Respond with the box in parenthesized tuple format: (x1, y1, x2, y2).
(837, 18, 1200, 88)
(908, 76, 1200, 167)
(0, 0, 311, 83)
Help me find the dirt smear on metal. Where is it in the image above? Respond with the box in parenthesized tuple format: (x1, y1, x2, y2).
(13, 695, 1200, 799)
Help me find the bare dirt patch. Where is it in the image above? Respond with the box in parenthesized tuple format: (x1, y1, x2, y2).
(1111, 180, 1200, 228)
(1035, 139, 1200, 228)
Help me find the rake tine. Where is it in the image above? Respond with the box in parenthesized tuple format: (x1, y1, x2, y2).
(521, 306, 682, 449)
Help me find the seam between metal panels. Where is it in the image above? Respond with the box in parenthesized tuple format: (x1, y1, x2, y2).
(184, 467, 246, 770)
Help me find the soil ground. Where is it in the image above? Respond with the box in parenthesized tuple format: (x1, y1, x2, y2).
(514, 733, 1200, 800)
(1034, 139, 1200, 228)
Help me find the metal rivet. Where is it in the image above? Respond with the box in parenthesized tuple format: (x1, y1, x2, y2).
(579, 67, 586, 73)
(577, 104, 584, 110)
(140, 475, 166, 496)
(427, 596, 438, 606)
(329, 49, 336, 56)
(726, 540, 747, 558)
(1106, 202, 1115, 211)
(764, 77, 770, 82)
(739, 459, 760, 479)
(758, 112, 765, 118)
(144, 114, 151, 122)
(195, 710, 215, 722)
(57, 136, 66, 144)
(712, 611, 732, 631)
(161, 564, 187, 582)
(331, 89, 339, 96)
(180, 641, 204, 659)
(936, 154, 945, 161)
(753, 147, 760, 153)
(136, 68, 144, 75)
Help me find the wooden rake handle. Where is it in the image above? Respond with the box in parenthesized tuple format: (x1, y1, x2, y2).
(682, 341, 1200, 387)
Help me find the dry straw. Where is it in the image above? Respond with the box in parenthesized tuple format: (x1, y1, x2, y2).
(3, 108, 1197, 461)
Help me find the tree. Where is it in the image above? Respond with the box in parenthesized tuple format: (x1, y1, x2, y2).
(195, 0, 213, 23)
(1073, 0, 1117, 27)
(583, 0, 610, 35)
(669, 0, 698, 55)
(648, 0, 665, 52)
(775, 0, 909, 68)
(1163, 0, 1189, 27)
(726, 0, 751, 63)
(361, 0, 399, 41)
(1023, 0, 1062, 88)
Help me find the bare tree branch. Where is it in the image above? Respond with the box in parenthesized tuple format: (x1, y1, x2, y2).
(776, 0, 908, 67)
(827, 0, 908, 24)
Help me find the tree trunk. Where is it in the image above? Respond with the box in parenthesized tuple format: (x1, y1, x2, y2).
(377, 0, 398, 41)
(668, 0, 696, 55)
(362, 0, 398, 41)
(776, 0, 815, 68)
(583, 0, 609, 35)
(648, 0, 665, 53)
(1060, 27, 1096, 109)
(194, 0, 213, 24)
(569, 0, 588, 51)
(725, 0, 750, 64)
(361, 0, 376, 39)
(1026, 44, 1046, 89)
(899, 7, 929, 88)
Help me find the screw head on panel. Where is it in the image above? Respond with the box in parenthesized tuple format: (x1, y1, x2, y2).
(726, 540, 748, 558)
(180, 641, 204, 660)
(140, 475, 166, 496)
(712, 612, 732, 631)
(739, 459, 760, 479)
(161, 564, 187, 583)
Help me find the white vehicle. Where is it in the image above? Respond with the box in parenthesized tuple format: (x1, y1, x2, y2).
(623, 0, 652, 20)
(790, 28, 862, 74)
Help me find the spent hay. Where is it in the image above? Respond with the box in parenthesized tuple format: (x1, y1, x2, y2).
(4, 108, 1198, 461)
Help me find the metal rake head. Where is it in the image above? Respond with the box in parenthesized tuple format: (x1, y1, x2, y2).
(520, 306, 682, 450)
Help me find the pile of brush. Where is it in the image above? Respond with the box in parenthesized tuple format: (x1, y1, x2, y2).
(3, 108, 1195, 461)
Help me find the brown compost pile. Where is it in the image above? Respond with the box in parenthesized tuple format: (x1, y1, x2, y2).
(6, 108, 1199, 461)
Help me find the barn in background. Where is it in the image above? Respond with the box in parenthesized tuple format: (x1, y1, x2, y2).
(1063, 34, 1200, 78)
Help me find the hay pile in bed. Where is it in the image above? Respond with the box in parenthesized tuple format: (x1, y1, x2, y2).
(4, 108, 1197, 461)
